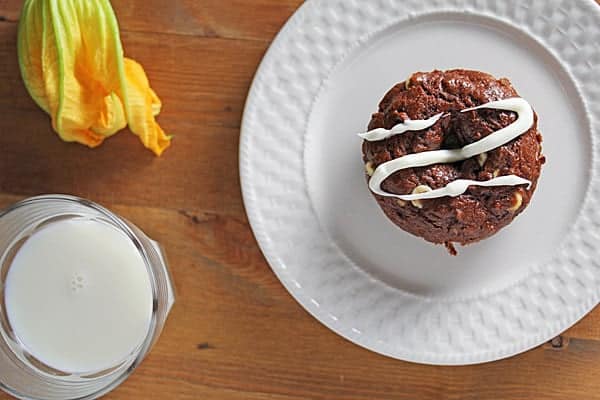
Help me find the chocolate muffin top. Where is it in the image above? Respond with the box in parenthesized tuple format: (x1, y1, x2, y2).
(361, 69, 545, 254)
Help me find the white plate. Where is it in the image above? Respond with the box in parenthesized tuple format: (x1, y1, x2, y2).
(240, 0, 600, 365)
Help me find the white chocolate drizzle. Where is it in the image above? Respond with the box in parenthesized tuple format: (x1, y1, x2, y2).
(358, 113, 444, 141)
(359, 98, 534, 200)
(391, 176, 531, 201)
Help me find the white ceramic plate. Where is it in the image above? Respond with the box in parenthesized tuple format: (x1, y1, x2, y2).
(240, 0, 600, 365)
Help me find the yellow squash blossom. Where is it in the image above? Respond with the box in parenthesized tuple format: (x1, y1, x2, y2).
(18, 0, 171, 155)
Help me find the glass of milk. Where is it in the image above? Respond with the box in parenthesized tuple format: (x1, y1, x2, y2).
(0, 195, 175, 400)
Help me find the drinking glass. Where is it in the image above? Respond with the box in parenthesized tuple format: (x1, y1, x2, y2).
(0, 195, 175, 400)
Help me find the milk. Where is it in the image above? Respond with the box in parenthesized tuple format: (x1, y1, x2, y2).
(4, 218, 153, 374)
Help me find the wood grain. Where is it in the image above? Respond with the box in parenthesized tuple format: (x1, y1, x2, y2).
(1, 1, 600, 399)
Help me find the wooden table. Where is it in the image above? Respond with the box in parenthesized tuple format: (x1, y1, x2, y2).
(1, 1, 600, 399)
